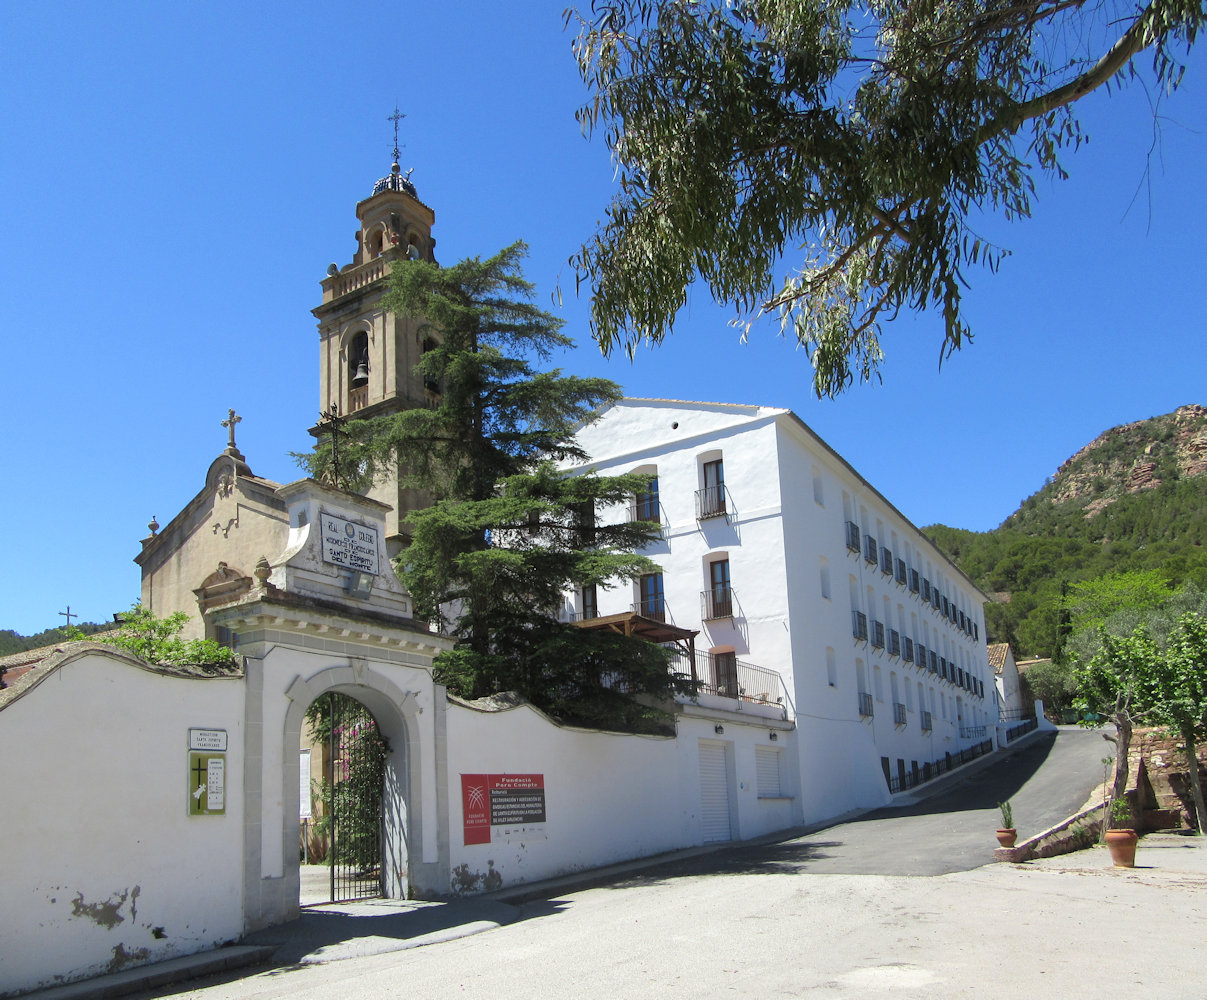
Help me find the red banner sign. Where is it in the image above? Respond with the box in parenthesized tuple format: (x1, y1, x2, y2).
(461, 773, 546, 846)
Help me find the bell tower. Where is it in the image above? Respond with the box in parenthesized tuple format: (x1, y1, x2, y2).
(312, 111, 439, 556)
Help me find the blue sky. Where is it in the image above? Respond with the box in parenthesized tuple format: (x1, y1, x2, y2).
(2, 3, 1204, 635)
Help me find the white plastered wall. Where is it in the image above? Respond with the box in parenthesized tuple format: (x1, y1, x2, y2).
(0, 647, 245, 997)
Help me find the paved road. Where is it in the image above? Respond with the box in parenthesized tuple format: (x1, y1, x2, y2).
(590, 725, 1107, 883)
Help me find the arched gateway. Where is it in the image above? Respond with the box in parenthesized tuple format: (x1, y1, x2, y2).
(196, 479, 453, 930)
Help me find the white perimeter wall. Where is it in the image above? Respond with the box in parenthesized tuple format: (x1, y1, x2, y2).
(0, 648, 245, 997)
(444, 702, 800, 893)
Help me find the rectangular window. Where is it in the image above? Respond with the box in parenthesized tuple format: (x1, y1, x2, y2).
(634, 476, 660, 522)
(705, 559, 732, 618)
(755, 747, 783, 798)
(845, 521, 861, 551)
(571, 500, 596, 546)
(864, 534, 878, 564)
(638, 573, 665, 621)
(852, 610, 869, 641)
(713, 650, 738, 698)
(696, 459, 727, 518)
(581, 584, 598, 621)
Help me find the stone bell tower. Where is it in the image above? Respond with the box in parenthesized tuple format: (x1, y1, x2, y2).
(312, 112, 439, 557)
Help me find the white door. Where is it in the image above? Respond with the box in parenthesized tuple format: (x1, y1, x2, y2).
(699, 741, 733, 843)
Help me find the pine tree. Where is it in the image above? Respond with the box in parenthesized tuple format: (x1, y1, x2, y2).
(305, 241, 682, 731)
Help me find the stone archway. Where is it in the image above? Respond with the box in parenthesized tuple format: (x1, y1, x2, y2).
(279, 664, 427, 905)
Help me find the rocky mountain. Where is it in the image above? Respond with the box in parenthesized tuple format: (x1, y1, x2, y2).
(926, 404, 1207, 658)
(1011, 404, 1207, 525)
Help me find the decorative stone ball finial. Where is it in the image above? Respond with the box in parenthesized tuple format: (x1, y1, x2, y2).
(254, 556, 272, 588)
(148, 516, 160, 536)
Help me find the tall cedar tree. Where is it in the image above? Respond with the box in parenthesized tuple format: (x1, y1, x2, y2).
(306, 242, 681, 731)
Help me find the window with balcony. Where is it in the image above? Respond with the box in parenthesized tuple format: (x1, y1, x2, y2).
(858, 690, 874, 718)
(894, 702, 907, 725)
(909, 569, 920, 593)
(634, 475, 660, 523)
(921, 579, 931, 602)
(852, 610, 869, 641)
(637, 573, 665, 621)
(903, 637, 915, 663)
(871, 620, 885, 649)
(864, 534, 878, 564)
(697, 458, 727, 519)
(845, 520, 861, 552)
(888, 630, 901, 657)
(712, 649, 738, 698)
(881, 546, 893, 575)
(895, 558, 907, 585)
(703, 559, 733, 619)
(571, 500, 596, 547)
(581, 584, 598, 622)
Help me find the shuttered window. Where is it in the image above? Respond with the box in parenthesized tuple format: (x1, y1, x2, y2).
(755, 747, 782, 798)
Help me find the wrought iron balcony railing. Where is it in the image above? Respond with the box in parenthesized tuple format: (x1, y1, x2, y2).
(701, 587, 734, 620)
(695, 485, 727, 520)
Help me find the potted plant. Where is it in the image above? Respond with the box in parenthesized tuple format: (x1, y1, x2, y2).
(1104, 796, 1138, 868)
(996, 800, 1017, 848)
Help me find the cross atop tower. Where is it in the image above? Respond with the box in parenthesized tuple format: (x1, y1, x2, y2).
(388, 106, 406, 165)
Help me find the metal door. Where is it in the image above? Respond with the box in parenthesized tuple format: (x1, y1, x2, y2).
(326, 694, 385, 901)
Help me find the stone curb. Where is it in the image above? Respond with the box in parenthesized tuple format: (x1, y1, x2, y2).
(21, 946, 276, 1000)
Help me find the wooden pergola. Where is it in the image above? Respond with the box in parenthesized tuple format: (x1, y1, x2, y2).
(572, 612, 699, 684)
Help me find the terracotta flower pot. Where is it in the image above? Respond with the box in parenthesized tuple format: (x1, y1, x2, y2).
(996, 828, 1018, 848)
(1105, 829, 1138, 868)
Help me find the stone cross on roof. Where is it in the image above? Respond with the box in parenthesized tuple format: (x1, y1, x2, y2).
(221, 408, 245, 461)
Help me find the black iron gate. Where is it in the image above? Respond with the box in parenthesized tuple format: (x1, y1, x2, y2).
(324, 693, 386, 901)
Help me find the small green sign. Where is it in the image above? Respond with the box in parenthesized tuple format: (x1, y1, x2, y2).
(188, 752, 226, 815)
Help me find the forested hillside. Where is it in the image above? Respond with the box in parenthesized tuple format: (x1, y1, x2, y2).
(927, 405, 1207, 658)
(0, 622, 109, 658)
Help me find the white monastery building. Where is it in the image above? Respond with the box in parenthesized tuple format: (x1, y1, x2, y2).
(568, 398, 996, 823)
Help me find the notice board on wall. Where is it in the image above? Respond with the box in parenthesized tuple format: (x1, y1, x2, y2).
(461, 773, 546, 845)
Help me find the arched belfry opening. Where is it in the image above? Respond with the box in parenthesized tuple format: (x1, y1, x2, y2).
(348, 330, 370, 413)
